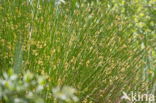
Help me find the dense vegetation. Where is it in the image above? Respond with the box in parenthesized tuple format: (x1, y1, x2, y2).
(0, 0, 156, 103)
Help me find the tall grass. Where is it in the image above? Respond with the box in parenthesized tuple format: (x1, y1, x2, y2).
(0, 0, 155, 102)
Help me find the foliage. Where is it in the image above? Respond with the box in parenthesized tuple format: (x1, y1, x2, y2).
(0, 69, 79, 103)
(0, 0, 155, 103)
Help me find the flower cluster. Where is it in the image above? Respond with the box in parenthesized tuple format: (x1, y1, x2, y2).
(0, 69, 46, 103)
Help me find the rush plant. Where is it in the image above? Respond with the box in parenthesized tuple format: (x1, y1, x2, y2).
(0, 0, 155, 103)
